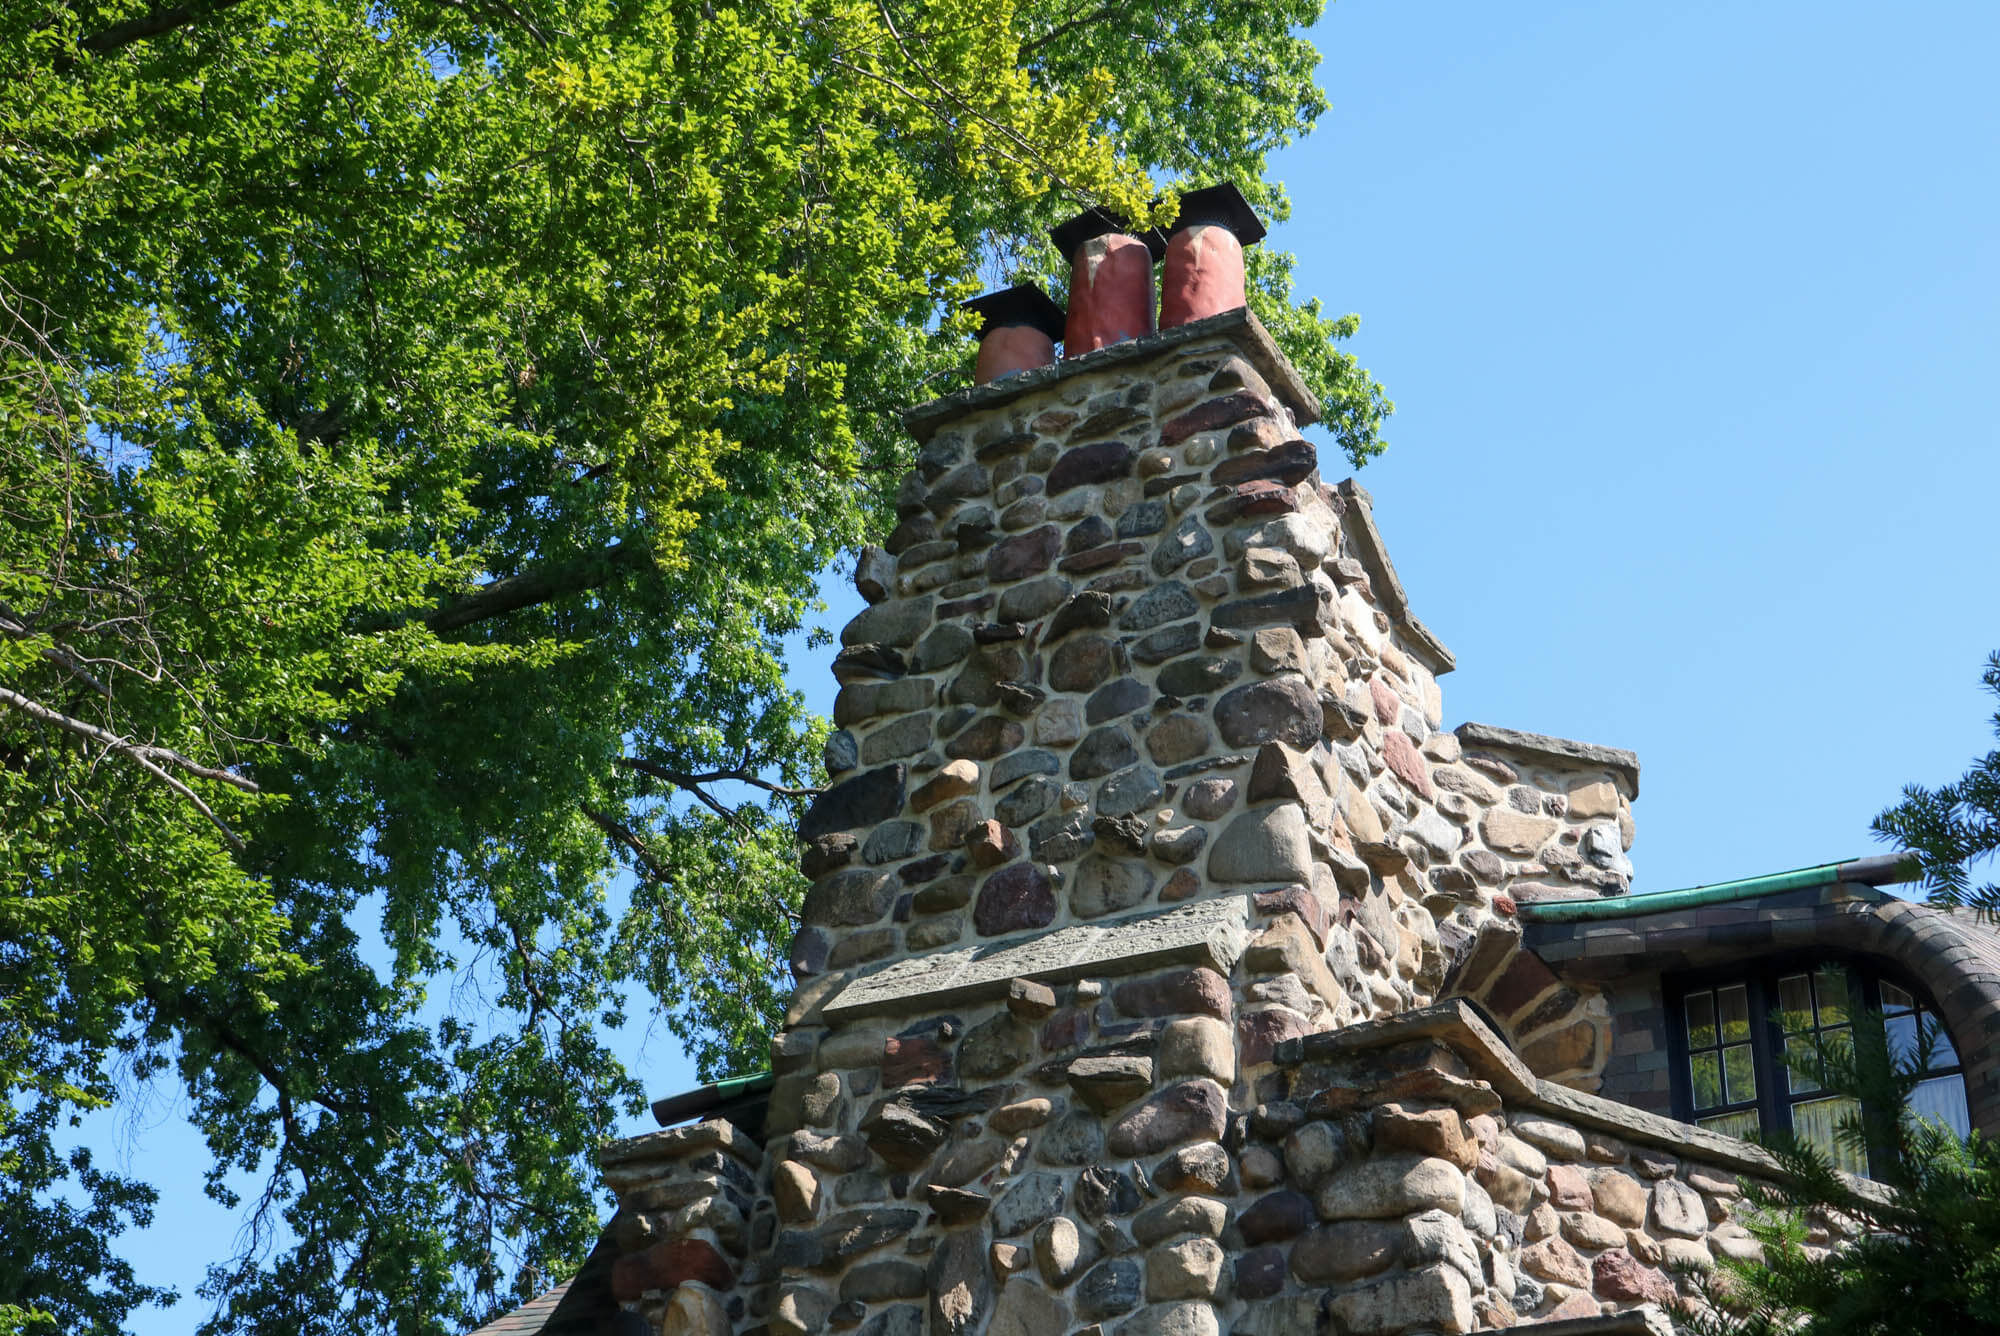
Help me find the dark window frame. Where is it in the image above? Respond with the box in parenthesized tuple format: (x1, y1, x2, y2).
(1664, 952, 1966, 1178)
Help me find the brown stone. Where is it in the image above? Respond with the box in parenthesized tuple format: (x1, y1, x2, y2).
(1589, 1169, 1647, 1227)
(1248, 625, 1307, 674)
(1290, 1221, 1401, 1285)
(611, 1238, 734, 1301)
(1106, 1079, 1227, 1156)
(1050, 634, 1122, 693)
(975, 862, 1056, 935)
(883, 1034, 950, 1086)
(1211, 439, 1316, 487)
(1113, 967, 1232, 1020)
(1160, 391, 1273, 447)
(1380, 729, 1434, 798)
(946, 716, 1025, 761)
(1480, 806, 1557, 856)
(1592, 1248, 1672, 1304)
(987, 524, 1060, 582)
(928, 798, 983, 851)
(1159, 867, 1201, 900)
(1520, 1020, 1599, 1076)
(1547, 1164, 1592, 1212)
(912, 759, 981, 813)
(1070, 725, 1138, 779)
(1519, 1236, 1589, 1288)
(1047, 440, 1136, 495)
(967, 820, 1019, 867)
(1373, 1102, 1474, 1168)
(1237, 1007, 1311, 1066)
(1180, 777, 1237, 820)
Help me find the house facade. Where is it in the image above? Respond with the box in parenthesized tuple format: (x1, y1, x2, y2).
(484, 194, 2000, 1336)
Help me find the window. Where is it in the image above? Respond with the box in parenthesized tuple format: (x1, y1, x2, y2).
(1669, 959, 1968, 1177)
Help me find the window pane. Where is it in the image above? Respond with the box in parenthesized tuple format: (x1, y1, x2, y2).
(1926, 1015, 1960, 1070)
(1881, 982, 1915, 1014)
(1697, 1108, 1763, 1141)
(1686, 991, 1717, 1049)
(1792, 1096, 1868, 1175)
(1718, 984, 1752, 1041)
(1777, 974, 1813, 1030)
(1784, 1034, 1822, 1094)
(1887, 1013, 1918, 1066)
(1691, 1051, 1723, 1109)
(1908, 1076, 1971, 1140)
(1814, 967, 1850, 1025)
(1723, 1043, 1758, 1104)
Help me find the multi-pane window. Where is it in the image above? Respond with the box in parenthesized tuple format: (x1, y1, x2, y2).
(1670, 960, 1970, 1177)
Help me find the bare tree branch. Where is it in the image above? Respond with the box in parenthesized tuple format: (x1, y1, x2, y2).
(423, 542, 653, 633)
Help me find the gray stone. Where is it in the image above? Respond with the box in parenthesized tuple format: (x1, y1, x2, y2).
(800, 765, 908, 841)
(824, 729, 859, 774)
(1072, 725, 1139, 779)
(843, 596, 935, 648)
(1115, 1302, 1220, 1336)
(1035, 1109, 1107, 1166)
(1132, 1194, 1228, 1245)
(1047, 590, 1113, 641)
(1326, 1265, 1472, 1336)
(801, 867, 897, 927)
(1033, 1216, 1090, 1286)
(987, 1280, 1071, 1336)
(1149, 825, 1206, 865)
(1075, 1258, 1142, 1321)
(1206, 805, 1313, 884)
(1214, 676, 1320, 749)
(1096, 764, 1164, 817)
(992, 748, 1060, 791)
(958, 1013, 1034, 1078)
(1029, 808, 1093, 862)
(1316, 1154, 1464, 1221)
(1072, 854, 1155, 918)
(840, 1259, 928, 1303)
(1117, 499, 1167, 538)
(1152, 515, 1214, 575)
(1051, 634, 1123, 693)
(1144, 1238, 1225, 1301)
(997, 574, 1072, 623)
(1119, 581, 1199, 632)
(862, 820, 926, 865)
(1087, 676, 1153, 724)
(1154, 1141, 1233, 1194)
(927, 1229, 992, 1336)
(996, 776, 1059, 828)
(913, 623, 976, 673)
(1131, 621, 1202, 664)
(992, 1171, 1067, 1237)
(1651, 1177, 1706, 1237)
(1180, 777, 1237, 820)
(1157, 655, 1242, 699)
(1068, 1054, 1156, 1112)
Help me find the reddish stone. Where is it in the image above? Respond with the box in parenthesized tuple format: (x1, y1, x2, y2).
(1105, 1079, 1226, 1156)
(1205, 478, 1296, 523)
(883, 1034, 951, 1087)
(1159, 867, 1201, 901)
(611, 1238, 734, 1300)
(1547, 1164, 1592, 1212)
(974, 862, 1055, 936)
(1059, 541, 1144, 574)
(1160, 391, 1275, 447)
(1493, 893, 1518, 917)
(1484, 950, 1560, 1019)
(1160, 222, 1246, 329)
(1238, 1007, 1311, 1066)
(1111, 966, 1232, 1020)
(1519, 1236, 1590, 1289)
(945, 716, 1025, 761)
(1368, 676, 1401, 726)
(1253, 884, 1329, 949)
(1547, 1291, 1601, 1320)
(987, 525, 1060, 582)
(967, 820, 1019, 868)
(1208, 439, 1316, 488)
(1235, 1244, 1287, 1300)
(1380, 729, 1434, 798)
(1238, 1189, 1315, 1245)
(1039, 1008, 1090, 1052)
(1031, 409, 1077, 435)
(1047, 440, 1136, 496)
(1064, 232, 1156, 355)
(1592, 1248, 1672, 1304)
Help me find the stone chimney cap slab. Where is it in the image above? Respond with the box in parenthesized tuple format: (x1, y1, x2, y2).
(820, 893, 1250, 1021)
(1049, 205, 1168, 264)
(962, 283, 1066, 343)
(905, 305, 1319, 438)
(1169, 182, 1267, 245)
(1452, 721, 1641, 797)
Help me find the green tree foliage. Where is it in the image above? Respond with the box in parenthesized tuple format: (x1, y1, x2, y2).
(1684, 1011, 2000, 1335)
(1, 0, 1387, 1331)
(1873, 651, 2000, 915)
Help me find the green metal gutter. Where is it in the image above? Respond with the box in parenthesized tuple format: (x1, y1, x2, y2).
(650, 1069, 774, 1127)
(1516, 853, 1918, 924)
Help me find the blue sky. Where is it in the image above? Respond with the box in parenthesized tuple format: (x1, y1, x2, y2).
(88, 1, 1998, 1329)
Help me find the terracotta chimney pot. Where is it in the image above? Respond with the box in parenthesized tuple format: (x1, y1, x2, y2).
(962, 283, 1066, 384)
(1050, 208, 1166, 357)
(1160, 183, 1267, 329)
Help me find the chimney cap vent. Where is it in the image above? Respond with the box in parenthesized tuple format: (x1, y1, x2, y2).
(1169, 182, 1266, 246)
(1049, 206, 1168, 265)
(962, 283, 1067, 343)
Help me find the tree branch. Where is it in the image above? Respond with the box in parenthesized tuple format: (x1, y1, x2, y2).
(79, 0, 252, 53)
(423, 542, 653, 634)
(0, 684, 256, 846)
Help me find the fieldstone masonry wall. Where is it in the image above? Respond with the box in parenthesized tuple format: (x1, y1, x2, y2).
(586, 310, 1807, 1336)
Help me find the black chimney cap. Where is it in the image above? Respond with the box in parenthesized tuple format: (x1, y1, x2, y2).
(1168, 182, 1266, 246)
(962, 283, 1066, 343)
(1049, 206, 1169, 265)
